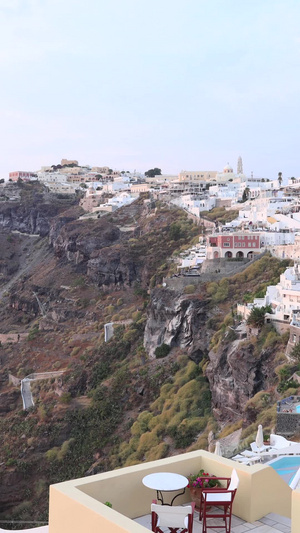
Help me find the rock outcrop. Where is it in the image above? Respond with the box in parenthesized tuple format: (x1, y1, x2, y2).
(0, 183, 78, 237)
(144, 287, 209, 362)
(49, 215, 121, 264)
(144, 286, 278, 422)
(87, 245, 138, 288)
(206, 338, 276, 423)
(0, 203, 51, 236)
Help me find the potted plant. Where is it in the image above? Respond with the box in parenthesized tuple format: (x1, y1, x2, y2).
(187, 469, 221, 510)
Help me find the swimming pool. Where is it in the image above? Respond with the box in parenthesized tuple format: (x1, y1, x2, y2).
(269, 456, 300, 486)
(296, 404, 300, 413)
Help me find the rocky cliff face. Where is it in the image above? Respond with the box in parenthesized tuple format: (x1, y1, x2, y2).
(87, 244, 138, 288)
(206, 338, 276, 423)
(0, 183, 78, 237)
(144, 287, 277, 422)
(0, 203, 52, 236)
(144, 287, 209, 362)
(49, 215, 121, 264)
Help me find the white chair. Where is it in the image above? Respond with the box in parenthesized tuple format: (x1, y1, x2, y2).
(151, 502, 195, 533)
(250, 442, 269, 453)
(232, 454, 252, 465)
(240, 450, 257, 458)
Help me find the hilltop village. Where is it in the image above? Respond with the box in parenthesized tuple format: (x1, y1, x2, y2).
(4, 157, 300, 337)
(3, 155, 300, 370)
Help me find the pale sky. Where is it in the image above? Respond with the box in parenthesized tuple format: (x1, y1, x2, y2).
(0, 0, 299, 179)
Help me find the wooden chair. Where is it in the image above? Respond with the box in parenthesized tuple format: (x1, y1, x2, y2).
(151, 501, 195, 533)
(199, 469, 239, 533)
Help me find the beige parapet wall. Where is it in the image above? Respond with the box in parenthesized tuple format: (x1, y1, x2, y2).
(49, 450, 293, 533)
(292, 489, 300, 533)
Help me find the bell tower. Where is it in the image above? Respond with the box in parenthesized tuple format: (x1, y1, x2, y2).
(237, 156, 243, 175)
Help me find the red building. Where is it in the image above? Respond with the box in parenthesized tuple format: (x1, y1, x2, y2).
(9, 171, 36, 182)
(207, 233, 261, 259)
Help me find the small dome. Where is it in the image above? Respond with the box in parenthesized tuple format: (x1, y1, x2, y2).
(223, 163, 233, 173)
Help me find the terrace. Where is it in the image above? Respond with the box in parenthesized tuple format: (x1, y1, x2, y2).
(48, 450, 300, 533)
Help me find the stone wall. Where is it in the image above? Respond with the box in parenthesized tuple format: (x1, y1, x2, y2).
(276, 413, 300, 436)
(164, 252, 267, 291)
(266, 318, 290, 335)
(286, 325, 300, 356)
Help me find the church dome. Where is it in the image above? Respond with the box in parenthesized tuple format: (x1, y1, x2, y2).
(223, 163, 233, 173)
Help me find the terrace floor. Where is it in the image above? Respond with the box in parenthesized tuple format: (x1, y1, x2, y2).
(134, 508, 291, 533)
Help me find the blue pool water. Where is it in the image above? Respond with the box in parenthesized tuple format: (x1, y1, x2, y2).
(296, 405, 300, 413)
(269, 457, 300, 486)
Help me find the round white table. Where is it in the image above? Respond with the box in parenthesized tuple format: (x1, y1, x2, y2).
(142, 472, 189, 505)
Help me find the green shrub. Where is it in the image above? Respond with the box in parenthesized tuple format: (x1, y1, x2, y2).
(145, 442, 169, 461)
(123, 329, 138, 342)
(136, 431, 159, 456)
(59, 392, 72, 404)
(155, 343, 171, 359)
(184, 284, 195, 294)
(27, 324, 39, 341)
(6, 458, 17, 467)
(132, 310, 142, 322)
(104, 501, 112, 508)
(290, 342, 300, 361)
(131, 412, 153, 437)
(70, 346, 80, 357)
(45, 447, 59, 461)
(72, 276, 86, 287)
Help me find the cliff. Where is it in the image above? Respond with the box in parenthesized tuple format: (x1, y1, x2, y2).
(144, 280, 283, 422)
(0, 182, 78, 237)
(144, 287, 209, 363)
(206, 337, 277, 423)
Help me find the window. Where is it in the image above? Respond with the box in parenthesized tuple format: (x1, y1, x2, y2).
(224, 242, 230, 247)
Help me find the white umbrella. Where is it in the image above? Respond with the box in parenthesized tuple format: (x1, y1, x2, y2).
(255, 424, 264, 450)
(214, 441, 222, 456)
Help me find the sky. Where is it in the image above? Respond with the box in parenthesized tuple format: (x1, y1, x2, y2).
(0, 0, 299, 180)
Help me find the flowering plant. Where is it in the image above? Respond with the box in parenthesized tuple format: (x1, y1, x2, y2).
(188, 469, 221, 489)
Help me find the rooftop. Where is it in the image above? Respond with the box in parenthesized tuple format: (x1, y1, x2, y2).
(47, 449, 300, 533)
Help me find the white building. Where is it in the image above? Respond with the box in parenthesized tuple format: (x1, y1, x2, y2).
(238, 265, 300, 325)
(107, 192, 135, 209)
(178, 170, 218, 182)
(266, 265, 300, 322)
(171, 194, 216, 215)
(102, 181, 130, 193)
(266, 214, 300, 232)
(37, 171, 67, 183)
